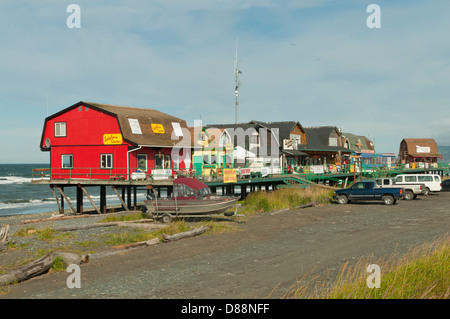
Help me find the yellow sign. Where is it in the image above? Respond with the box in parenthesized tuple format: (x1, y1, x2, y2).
(223, 169, 237, 183)
(103, 134, 123, 145)
(152, 124, 165, 134)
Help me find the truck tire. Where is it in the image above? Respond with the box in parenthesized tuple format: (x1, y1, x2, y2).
(383, 195, 395, 205)
(424, 187, 430, 195)
(337, 195, 348, 204)
(404, 190, 414, 200)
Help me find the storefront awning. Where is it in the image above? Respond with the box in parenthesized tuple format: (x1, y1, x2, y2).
(282, 150, 308, 156)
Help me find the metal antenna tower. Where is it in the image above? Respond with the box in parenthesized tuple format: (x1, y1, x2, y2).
(234, 39, 242, 124)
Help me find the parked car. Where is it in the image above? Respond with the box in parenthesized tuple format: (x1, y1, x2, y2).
(393, 174, 442, 194)
(442, 179, 450, 191)
(333, 180, 403, 205)
(374, 178, 425, 200)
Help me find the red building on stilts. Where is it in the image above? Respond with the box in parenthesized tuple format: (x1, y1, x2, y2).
(39, 101, 191, 180)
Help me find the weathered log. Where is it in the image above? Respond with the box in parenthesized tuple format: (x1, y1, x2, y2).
(116, 222, 167, 231)
(54, 222, 120, 232)
(0, 224, 9, 242)
(22, 214, 92, 225)
(112, 237, 160, 250)
(0, 225, 9, 251)
(0, 251, 88, 286)
(162, 225, 211, 243)
(270, 202, 317, 215)
(53, 221, 166, 232)
(294, 201, 317, 209)
(21, 210, 147, 225)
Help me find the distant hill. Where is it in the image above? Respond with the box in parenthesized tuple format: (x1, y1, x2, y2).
(438, 145, 450, 162)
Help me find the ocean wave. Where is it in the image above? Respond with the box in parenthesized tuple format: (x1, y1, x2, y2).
(0, 199, 53, 210)
(0, 176, 33, 185)
(0, 192, 148, 211)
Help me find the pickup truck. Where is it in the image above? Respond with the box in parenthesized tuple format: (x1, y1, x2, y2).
(374, 178, 425, 200)
(333, 180, 403, 205)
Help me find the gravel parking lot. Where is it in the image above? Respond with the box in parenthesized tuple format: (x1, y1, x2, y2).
(1, 191, 449, 299)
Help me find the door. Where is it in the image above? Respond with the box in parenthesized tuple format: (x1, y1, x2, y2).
(364, 182, 376, 199)
(349, 182, 365, 200)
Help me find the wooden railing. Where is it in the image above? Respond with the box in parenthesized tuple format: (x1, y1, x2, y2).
(32, 162, 450, 183)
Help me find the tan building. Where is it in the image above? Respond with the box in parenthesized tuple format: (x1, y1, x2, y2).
(398, 138, 443, 165)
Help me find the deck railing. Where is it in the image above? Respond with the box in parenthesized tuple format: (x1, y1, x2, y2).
(31, 162, 450, 183)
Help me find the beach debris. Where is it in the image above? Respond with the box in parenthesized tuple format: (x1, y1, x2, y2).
(112, 237, 160, 250)
(0, 224, 10, 251)
(0, 251, 88, 286)
(162, 225, 211, 243)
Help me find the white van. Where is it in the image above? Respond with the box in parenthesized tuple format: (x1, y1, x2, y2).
(394, 174, 442, 194)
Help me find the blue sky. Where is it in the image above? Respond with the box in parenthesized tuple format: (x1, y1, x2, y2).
(1, 0, 449, 163)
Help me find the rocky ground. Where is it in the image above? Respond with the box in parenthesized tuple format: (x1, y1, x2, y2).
(1, 191, 449, 299)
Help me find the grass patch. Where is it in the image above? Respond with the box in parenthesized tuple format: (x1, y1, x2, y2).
(102, 228, 155, 246)
(14, 226, 75, 243)
(242, 187, 334, 214)
(285, 234, 449, 299)
(34, 228, 76, 243)
(199, 221, 241, 234)
(99, 211, 148, 223)
(102, 221, 193, 245)
(50, 256, 66, 272)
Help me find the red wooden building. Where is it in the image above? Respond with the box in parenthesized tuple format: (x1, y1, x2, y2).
(40, 101, 191, 180)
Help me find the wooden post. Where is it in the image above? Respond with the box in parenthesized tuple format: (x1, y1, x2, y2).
(127, 186, 132, 210)
(100, 186, 106, 214)
(60, 186, 65, 212)
(50, 185, 62, 214)
(111, 185, 130, 212)
(80, 185, 101, 214)
(77, 184, 83, 214)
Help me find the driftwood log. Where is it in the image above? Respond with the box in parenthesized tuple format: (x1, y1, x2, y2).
(112, 237, 160, 250)
(53, 221, 167, 232)
(21, 214, 92, 225)
(270, 201, 317, 215)
(294, 201, 317, 209)
(21, 210, 145, 225)
(162, 225, 211, 243)
(0, 251, 88, 286)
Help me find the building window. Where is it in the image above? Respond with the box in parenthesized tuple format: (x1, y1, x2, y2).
(290, 134, 301, 148)
(155, 152, 164, 169)
(55, 122, 66, 137)
(164, 155, 171, 169)
(203, 155, 209, 165)
(101, 154, 113, 169)
(61, 155, 73, 169)
(137, 154, 147, 171)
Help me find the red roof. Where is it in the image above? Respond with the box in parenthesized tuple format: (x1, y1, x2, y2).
(174, 178, 208, 190)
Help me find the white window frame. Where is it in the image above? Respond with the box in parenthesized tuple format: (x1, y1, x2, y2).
(100, 154, 113, 169)
(137, 154, 148, 171)
(61, 154, 73, 169)
(55, 122, 67, 137)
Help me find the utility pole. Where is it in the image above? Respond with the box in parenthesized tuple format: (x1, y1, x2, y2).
(234, 39, 242, 124)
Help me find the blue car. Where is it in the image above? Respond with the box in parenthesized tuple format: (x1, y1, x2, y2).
(442, 179, 450, 191)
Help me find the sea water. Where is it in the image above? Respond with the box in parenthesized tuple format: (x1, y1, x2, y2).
(0, 164, 148, 217)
